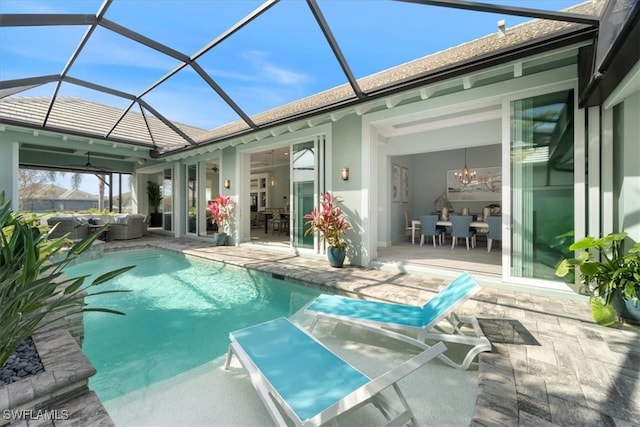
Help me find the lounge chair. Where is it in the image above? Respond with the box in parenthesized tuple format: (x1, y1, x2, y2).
(224, 317, 446, 427)
(305, 272, 490, 370)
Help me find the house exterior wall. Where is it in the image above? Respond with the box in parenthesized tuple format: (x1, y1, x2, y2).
(617, 89, 640, 241)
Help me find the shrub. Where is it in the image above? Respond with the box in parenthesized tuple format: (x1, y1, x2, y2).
(0, 192, 133, 368)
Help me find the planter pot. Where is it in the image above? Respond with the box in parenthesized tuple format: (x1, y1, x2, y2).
(149, 212, 162, 227)
(213, 232, 227, 246)
(327, 247, 346, 268)
(612, 291, 640, 325)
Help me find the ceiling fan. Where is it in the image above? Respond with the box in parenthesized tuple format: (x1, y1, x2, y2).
(81, 152, 108, 173)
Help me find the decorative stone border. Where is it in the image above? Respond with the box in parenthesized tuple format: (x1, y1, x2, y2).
(0, 326, 113, 426)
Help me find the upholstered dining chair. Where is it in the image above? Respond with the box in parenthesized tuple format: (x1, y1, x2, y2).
(450, 215, 476, 250)
(486, 215, 502, 252)
(419, 215, 444, 247)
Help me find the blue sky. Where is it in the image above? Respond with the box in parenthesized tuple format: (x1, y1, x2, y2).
(3, 1, 583, 194)
(1, 0, 583, 130)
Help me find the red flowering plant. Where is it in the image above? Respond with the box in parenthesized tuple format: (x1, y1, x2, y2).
(304, 192, 351, 250)
(208, 195, 234, 233)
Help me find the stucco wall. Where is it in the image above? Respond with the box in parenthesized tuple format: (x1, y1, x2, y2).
(331, 113, 363, 265)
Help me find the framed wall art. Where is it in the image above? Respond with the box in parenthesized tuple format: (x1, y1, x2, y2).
(401, 167, 409, 202)
(447, 166, 501, 202)
(392, 164, 401, 202)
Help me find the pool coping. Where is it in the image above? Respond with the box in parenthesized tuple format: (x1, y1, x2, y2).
(102, 237, 640, 425)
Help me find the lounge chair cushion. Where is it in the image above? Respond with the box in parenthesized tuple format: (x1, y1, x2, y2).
(230, 317, 370, 421)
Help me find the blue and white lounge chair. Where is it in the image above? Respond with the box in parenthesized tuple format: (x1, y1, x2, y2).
(224, 317, 446, 427)
(305, 272, 491, 370)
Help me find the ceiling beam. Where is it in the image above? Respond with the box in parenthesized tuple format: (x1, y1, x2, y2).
(137, 99, 198, 146)
(306, 0, 365, 99)
(0, 75, 58, 92)
(44, 0, 113, 128)
(395, 0, 599, 26)
(100, 18, 190, 63)
(0, 14, 97, 26)
(192, 0, 279, 60)
(190, 61, 257, 130)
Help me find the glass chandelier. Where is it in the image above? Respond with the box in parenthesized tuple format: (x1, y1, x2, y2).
(454, 148, 476, 185)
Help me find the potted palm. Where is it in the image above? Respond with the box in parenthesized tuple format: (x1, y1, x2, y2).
(208, 195, 234, 246)
(147, 181, 163, 227)
(555, 232, 640, 326)
(304, 192, 351, 268)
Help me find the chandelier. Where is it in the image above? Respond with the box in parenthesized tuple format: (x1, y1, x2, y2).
(454, 148, 476, 185)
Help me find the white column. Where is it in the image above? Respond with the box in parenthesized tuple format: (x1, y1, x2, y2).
(0, 141, 20, 211)
(587, 106, 600, 238)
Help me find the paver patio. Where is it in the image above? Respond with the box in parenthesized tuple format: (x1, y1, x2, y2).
(104, 233, 639, 426)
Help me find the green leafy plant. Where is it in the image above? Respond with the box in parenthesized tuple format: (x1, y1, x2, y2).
(0, 192, 133, 368)
(555, 232, 640, 326)
(147, 181, 163, 214)
(304, 192, 351, 250)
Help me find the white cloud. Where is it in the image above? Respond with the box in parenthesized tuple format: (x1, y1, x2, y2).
(239, 50, 309, 87)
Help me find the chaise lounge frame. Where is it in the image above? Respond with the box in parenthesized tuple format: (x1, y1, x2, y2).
(305, 272, 491, 370)
(224, 317, 446, 427)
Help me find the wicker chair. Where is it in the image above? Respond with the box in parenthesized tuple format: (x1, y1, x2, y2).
(109, 214, 146, 240)
(47, 216, 89, 240)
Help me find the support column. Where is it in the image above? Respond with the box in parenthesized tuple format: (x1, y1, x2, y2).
(0, 141, 20, 210)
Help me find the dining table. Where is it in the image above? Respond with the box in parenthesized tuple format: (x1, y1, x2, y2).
(411, 219, 488, 245)
(263, 212, 290, 234)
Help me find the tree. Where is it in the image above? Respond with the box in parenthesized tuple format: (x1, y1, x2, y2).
(18, 168, 55, 211)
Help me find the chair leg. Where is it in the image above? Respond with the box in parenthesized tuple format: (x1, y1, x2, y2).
(432, 235, 436, 248)
(451, 237, 456, 249)
(420, 235, 424, 246)
(488, 238, 492, 252)
(465, 237, 470, 251)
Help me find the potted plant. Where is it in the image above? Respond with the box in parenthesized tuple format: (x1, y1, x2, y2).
(147, 181, 163, 227)
(208, 195, 234, 246)
(304, 192, 351, 268)
(555, 232, 640, 326)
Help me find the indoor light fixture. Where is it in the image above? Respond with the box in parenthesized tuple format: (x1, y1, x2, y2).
(224, 179, 231, 189)
(341, 167, 349, 181)
(454, 148, 476, 185)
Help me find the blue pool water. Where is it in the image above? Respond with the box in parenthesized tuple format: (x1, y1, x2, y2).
(65, 248, 321, 402)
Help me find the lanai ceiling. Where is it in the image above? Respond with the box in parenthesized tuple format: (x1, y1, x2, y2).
(0, 0, 605, 160)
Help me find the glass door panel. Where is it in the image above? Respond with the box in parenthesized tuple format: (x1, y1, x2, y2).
(187, 164, 197, 235)
(292, 141, 316, 249)
(510, 89, 575, 280)
(162, 168, 172, 231)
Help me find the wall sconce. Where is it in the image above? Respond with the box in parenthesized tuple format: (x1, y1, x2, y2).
(341, 167, 349, 181)
(224, 179, 231, 189)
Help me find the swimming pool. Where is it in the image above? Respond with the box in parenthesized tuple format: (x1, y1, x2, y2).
(65, 248, 321, 402)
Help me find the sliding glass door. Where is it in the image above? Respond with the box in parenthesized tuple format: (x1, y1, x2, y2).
(509, 89, 575, 280)
(291, 137, 326, 250)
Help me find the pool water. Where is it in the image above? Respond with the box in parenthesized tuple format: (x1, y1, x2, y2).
(65, 248, 321, 402)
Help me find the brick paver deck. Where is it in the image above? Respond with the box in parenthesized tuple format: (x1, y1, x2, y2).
(104, 234, 639, 426)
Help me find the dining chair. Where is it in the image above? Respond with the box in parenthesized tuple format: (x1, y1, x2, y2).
(404, 210, 420, 242)
(486, 215, 502, 252)
(270, 210, 287, 234)
(419, 215, 444, 247)
(450, 215, 476, 250)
